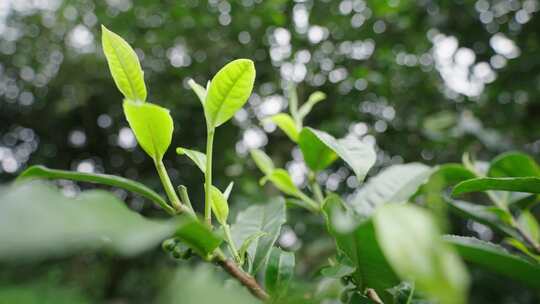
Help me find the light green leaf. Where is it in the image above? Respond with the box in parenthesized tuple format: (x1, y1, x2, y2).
(299, 127, 376, 181)
(209, 186, 229, 225)
(298, 91, 326, 120)
(350, 163, 433, 216)
(264, 113, 299, 142)
(101, 25, 146, 102)
(187, 78, 207, 106)
(223, 182, 234, 200)
(174, 215, 223, 258)
(16, 165, 174, 215)
(518, 211, 540, 243)
(176, 147, 206, 172)
(231, 200, 286, 273)
(250, 149, 275, 176)
(444, 235, 540, 288)
(265, 248, 295, 298)
(0, 182, 178, 260)
(452, 177, 540, 196)
(123, 100, 173, 161)
(488, 151, 540, 178)
(205, 59, 256, 128)
(374, 204, 469, 304)
(268, 169, 302, 197)
(238, 231, 267, 263)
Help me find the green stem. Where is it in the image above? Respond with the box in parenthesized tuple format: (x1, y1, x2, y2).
(205, 128, 215, 226)
(177, 185, 195, 216)
(297, 191, 320, 212)
(311, 180, 324, 204)
(155, 160, 182, 212)
(223, 224, 241, 263)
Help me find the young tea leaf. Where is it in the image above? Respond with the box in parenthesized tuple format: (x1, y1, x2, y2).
(231, 200, 286, 274)
(264, 113, 299, 142)
(374, 204, 469, 304)
(123, 100, 173, 161)
(250, 149, 275, 176)
(209, 186, 229, 226)
(299, 127, 376, 181)
(174, 215, 223, 258)
(268, 169, 302, 197)
(223, 182, 234, 200)
(187, 78, 207, 106)
(518, 211, 540, 243)
(265, 248, 295, 298)
(298, 91, 326, 120)
(176, 147, 206, 173)
(101, 25, 147, 102)
(205, 59, 255, 128)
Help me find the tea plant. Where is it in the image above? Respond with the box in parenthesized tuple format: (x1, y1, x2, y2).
(0, 26, 539, 304)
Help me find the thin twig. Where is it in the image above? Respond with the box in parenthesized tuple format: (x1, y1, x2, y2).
(366, 288, 383, 304)
(215, 255, 269, 301)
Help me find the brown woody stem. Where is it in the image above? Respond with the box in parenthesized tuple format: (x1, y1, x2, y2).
(215, 255, 269, 301)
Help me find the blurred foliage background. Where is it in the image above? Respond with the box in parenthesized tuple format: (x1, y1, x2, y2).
(1, 0, 539, 303)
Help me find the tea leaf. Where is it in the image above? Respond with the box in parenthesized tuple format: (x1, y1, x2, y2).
(268, 169, 302, 197)
(123, 100, 173, 161)
(209, 186, 229, 225)
(250, 149, 275, 176)
(264, 113, 299, 142)
(101, 25, 146, 102)
(174, 215, 223, 257)
(299, 127, 376, 181)
(298, 91, 326, 120)
(16, 165, 174, 214)
(0, 182, 178, 260)
(187, 78, 207, 106)
(452, 177, 540, 196)
(488, 151, 540, 178)
(265, 248, 295, 298)
(444, 235, 540, 288)
(350, 163, 432, 216)
(231, 200, 286, 273)
(374, 204, 469, 304)
(176, 147, 206, 173)
(205, 59, 255, 128)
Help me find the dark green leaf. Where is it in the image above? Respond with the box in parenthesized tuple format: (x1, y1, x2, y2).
(265, 248, 295, 297)
(444, 235, 540, 288)
(0, 182, 178, 260)
(488, 151, 540, 178)
(323, 195, 399, 302)
(231, 200, 286, 273)
(452, 177, 540, 196)
(298, 128, 337, 171)
(174, 215, 222, 258)
(17, 165, 174, 214)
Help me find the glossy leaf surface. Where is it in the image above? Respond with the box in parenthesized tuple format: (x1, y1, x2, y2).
(101, 25, 146, 102)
